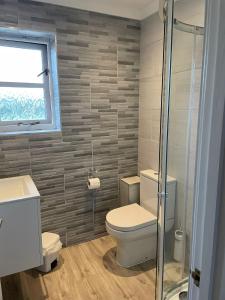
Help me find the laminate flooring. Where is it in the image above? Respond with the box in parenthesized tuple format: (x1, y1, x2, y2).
(2, 236, 156, 300)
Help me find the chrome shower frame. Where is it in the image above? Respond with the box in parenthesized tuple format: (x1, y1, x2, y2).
(159, 0, 204, 34)
(157, 1, 174, 299)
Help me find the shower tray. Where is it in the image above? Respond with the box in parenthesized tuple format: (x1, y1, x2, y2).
(164, 280, 188, 300)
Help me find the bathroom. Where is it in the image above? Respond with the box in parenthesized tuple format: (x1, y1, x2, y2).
(1, 0, 224, 299)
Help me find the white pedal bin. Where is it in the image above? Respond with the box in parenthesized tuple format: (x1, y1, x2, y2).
(37, 232, 62, 273)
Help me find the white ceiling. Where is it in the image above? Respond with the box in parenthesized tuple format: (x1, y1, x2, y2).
(36, 0, 160, 20)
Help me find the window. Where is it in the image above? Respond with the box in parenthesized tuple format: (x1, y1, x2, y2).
(0, 29, 60, 134)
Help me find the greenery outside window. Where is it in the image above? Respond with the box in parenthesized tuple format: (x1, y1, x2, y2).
(0, 29, 61, 134)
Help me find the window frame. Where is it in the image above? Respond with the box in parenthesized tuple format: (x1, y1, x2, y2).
(0, 29, 60, 134)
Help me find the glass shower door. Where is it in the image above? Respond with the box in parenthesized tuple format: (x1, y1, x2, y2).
(157, 0, 205, 299)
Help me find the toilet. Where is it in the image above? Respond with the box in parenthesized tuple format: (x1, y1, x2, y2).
(106, 169, 176, 268)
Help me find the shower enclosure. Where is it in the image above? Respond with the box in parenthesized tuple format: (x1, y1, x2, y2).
(157, 0, 205, 299)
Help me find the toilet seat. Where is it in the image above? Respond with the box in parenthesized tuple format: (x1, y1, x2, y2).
(106, 203, 157, 232)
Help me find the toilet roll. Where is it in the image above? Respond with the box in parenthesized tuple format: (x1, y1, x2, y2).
(87, 178, 100, 190)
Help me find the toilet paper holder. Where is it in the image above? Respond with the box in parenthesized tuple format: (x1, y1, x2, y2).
(88, 168, 98, 179)
(87, 168, 100, 226)
(87, 168, 101, 190)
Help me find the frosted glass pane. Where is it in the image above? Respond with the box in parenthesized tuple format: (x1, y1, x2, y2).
(0, 87, 46, 121)
(0, 45, 44, 83)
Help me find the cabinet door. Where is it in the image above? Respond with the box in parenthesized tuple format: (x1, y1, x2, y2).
(0, 198, 42, 277)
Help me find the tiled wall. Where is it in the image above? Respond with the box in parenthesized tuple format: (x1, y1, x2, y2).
(0, 0, 140, 246)
(138, 13, 164, 173)
(139, 0, 204, 264)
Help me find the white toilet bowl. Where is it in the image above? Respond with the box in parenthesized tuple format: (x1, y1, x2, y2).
(106, 170, 176, 268)
(106, 203, 157, 268)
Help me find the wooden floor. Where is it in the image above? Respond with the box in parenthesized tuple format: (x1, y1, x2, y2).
(2, 236, 156, 300)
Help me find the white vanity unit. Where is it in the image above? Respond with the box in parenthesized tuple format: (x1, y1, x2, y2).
(0, 176, 42, 281)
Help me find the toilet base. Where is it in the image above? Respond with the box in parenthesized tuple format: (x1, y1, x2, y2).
(116, 234, 157, 268)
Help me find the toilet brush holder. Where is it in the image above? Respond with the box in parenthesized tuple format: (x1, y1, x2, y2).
(174, 229, 184, 262)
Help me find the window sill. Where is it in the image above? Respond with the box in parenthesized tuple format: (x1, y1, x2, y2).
(0, 128, 62, 136)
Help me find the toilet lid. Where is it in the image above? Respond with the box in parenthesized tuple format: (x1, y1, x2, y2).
(106, 203, 157, 232)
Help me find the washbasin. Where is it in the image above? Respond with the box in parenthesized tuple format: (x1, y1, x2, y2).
(0, 175, 42, 279)
(0, 175, 40, 203)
